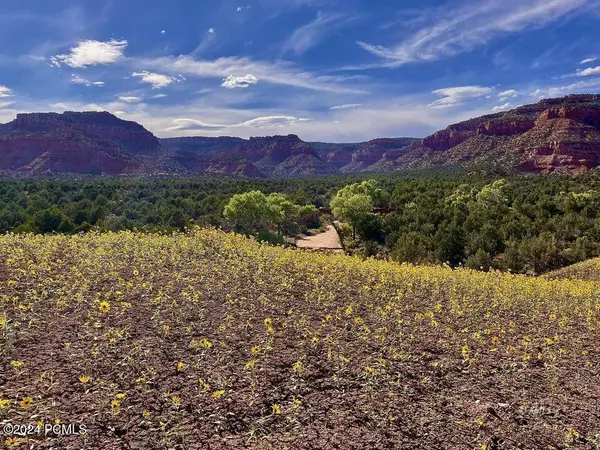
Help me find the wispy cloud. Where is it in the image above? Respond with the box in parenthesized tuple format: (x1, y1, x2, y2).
(282, 12, 355, 55)
(132, 71, 179, 89)
(492, 102, 512, 112)
(135, 55, 366, 94)
(580, 57, 597, 64)
(498, 89, 519, 100)
(23, 92, 489, 141)
(168, 115, 310, 131)
(118, 96, 143, 103)
(0, 101, 15, 109)
(71, 75, 105, 87)
(221, 74, 259, 89)
(355, 0, 591, 68)
(429, 86, 494, 108)
(330, 103, 362, 110)
(51, 39, 128, 68)
(576, 66, 600, 76)
(531, 77, 600, 98)
(0, 85, 13, 97)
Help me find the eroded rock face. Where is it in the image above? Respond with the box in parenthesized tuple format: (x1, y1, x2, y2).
(311, 138, 418, 171)
(243, 135, 315, 162)
(0, 112, 161, 174)
(422, 126, 474, 151)
(326, 150, 355, 167)
(163, 135, 337, 177)
(477, 120, 535, 136)
(397, 94, 600, 174)
(12, 112, 163, 155)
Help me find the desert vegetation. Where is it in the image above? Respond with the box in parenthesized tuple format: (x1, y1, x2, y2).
(0, 229, 599, 448)
(2, 171, 600, 274)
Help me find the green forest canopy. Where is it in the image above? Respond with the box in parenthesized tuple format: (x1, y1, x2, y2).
(1, 171, 600, 274)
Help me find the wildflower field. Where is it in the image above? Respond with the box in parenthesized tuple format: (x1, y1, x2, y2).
(1, 230, 599, 449)
(546, 258, 600, 282)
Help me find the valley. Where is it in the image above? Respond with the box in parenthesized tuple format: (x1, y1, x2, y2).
(2, 95, 600, 177)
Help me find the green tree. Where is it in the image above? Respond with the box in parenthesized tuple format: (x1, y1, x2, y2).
(476, 179, 508, 208)
(518, 232, 565, 274)
(169, 209, 189, 231)
(34, 208, 68, 233)
(391, 231, 432, 264)
(331, 181, 378, 239)
(466, 249, 493, 271)
(223, 191, 273, 231)
(266, 193, 300, 232)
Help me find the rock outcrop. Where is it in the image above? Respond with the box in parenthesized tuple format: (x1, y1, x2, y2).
(387, 94, 600, 174)
(0, 113, 150, 174)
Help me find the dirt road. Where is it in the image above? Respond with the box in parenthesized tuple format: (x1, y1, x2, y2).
(296, 224, 344, 253)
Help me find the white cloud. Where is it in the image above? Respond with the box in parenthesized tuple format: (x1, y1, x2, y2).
(282, 12, 353, 55)
(50, 102, 107, 112)
(32, 92, 487, 141)
(135, 55, 365, 94)
(161, 30, 166, 35)
(0, 85, 13, 97)
(0, 101, 15, 109)
(355, 0, 590, 68)
(492, 102, 512, 112)
(132, 71, 179, 89)
(498, 89, 518, 100)
(118, 96, 143, 103)
(71, 74, 104, 87)
(221, 74, 259, 89)
(151, 93, 168, 99)
(208, 28, 215, 34)
(576, 66, 600, 77)
(429, 86, 494, 108)
(330, 103, 362, 110)
(168, 115, 310, 131)
(240, 115, 311, 128)
(531, 78, 600, 98)
(580, 57, 597, 64)
(51, 39, 128, 68)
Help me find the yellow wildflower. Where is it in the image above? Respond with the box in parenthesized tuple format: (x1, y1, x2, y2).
(212, 390, 225, 399)
(19, 397, 33, 409)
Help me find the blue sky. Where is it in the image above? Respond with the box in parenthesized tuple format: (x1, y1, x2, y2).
(1, 0, 600, 141)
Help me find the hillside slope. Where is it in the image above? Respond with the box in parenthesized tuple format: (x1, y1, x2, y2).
(310, 137, 419, 172)
(545, 257, 600, 281)
(0, 112, 173, 175)
(385, 94, 600, 173)
(1, 229, 599, 448)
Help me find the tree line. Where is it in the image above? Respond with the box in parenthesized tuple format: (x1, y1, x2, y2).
(1, 171, 600, 274)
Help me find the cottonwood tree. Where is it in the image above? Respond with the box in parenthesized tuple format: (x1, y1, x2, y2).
(330, 181, 378, 239)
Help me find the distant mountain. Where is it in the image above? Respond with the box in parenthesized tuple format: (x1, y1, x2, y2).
(162, 135, 337, 177)
(0, 112, 165, 174)
(311, 138, 419, 172)
(381, 94, 600, 174)
(2, 95, 600, 176)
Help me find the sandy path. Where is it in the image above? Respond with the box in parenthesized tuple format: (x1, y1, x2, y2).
(296, 224, 343, 252)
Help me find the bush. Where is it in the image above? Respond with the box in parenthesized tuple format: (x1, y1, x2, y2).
(356, 214, 385, 243)
(392, 232, 432, 264)
(256, 229, 285, 246)
(466, 249, 493, 271)
(518, 233, 565, 274)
